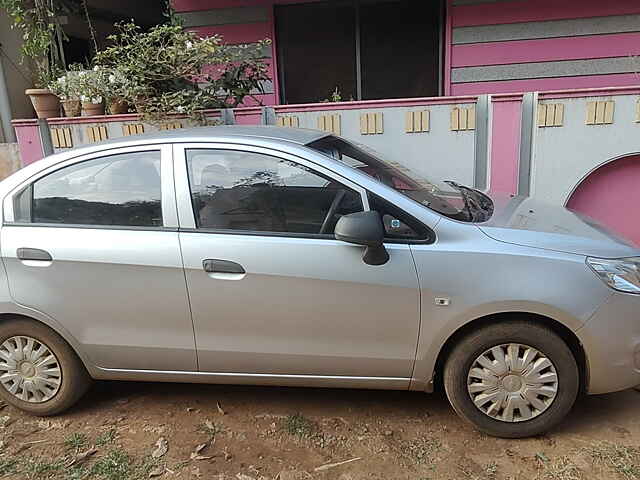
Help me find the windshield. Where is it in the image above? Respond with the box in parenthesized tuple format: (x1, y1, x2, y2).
(307, 136, 493, 222)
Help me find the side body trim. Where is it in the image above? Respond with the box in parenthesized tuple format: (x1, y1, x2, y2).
(90, 367, 411, 390)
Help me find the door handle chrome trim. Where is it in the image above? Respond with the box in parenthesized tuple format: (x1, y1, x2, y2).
(17, 248, 52, 262)
(202, 259, 245, 274)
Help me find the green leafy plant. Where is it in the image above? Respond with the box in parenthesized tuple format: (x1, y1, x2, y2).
(0, 0, 67, 87)
(93, 21, 271, 123)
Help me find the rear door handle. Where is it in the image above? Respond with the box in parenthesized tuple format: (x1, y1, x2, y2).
(202, 259, 245, 274)
(17, 248, 52, 262)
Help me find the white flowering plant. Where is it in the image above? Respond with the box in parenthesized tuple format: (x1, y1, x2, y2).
(47, 64, 84, 101)
(74, 66, 109, 105)
(94, 21, 271, 122)
(98, 65, 144, 106)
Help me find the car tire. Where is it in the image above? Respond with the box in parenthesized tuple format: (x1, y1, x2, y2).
(443, 321, 579, 438)
(0, 318, 91, 416)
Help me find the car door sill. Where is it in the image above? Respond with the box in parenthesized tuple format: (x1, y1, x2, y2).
(91, 367, 411, 390)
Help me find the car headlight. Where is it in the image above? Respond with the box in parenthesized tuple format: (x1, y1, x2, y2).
(587, 257, 640, 294)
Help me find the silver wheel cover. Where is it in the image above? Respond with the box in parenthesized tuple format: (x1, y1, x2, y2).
(467, 343, 558, 423)
(0, 336, 62, 403)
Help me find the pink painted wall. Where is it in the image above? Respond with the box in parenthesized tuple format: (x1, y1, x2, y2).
(567, 154, 640, 246)
(446, 0, 640, 96)
(451, 74, 640, 96)
(488, 97, 522, 195)
(451, 0, 640, 27)
(13, 124, 43, 166)
(177, 1, 281, 106)
(451, 32, 640, 68)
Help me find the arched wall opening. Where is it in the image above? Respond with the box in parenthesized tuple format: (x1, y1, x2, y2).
(567, 154, 640, 246)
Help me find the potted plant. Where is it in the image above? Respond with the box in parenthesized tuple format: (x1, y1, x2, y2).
(76, 66, 106, 116)
(1, 0, 68, 118)
(48, 65, 84, 117)
(102, 66, 133, 114)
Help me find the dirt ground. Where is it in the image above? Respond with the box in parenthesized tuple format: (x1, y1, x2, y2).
(0, 381, 638, 480)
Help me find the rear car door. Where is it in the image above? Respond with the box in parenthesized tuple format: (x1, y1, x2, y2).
(174, 143, 421, 381)
(0, 145, 197, 372)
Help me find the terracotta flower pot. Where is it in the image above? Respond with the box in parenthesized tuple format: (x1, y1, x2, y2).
(25, 89, 60, 119)
(108, 99, 128, 115)
(82, 102, 105, 116)
(61, 99, 81, 118)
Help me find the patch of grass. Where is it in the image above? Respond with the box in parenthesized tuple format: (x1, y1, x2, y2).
(95, 429, 117, 447)
(90, 449, 134, 480)
(64, 432, 89, 451)
(539, 456, 582, 480)
(283, 413, 316, 439)
(404, 436, 442, 465)
(0, 458, 19, 475)
(23, 457, 64, 479)
(66, 465, 90, 480)
(584, 442, 640, 479)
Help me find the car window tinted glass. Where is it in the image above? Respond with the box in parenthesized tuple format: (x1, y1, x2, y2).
(19, 151, 162, 227)
(308, 136, 494, 222)
(186, 149, 363, 234)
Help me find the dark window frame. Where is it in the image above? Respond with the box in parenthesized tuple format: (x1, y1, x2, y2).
(274, 0, 444, 104)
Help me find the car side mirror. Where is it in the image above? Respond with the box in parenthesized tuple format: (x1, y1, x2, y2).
(335, 211, 389, 266)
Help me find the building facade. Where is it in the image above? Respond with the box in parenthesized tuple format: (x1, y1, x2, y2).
(174, 0, 640, 104)
(9, 0, 640, 245)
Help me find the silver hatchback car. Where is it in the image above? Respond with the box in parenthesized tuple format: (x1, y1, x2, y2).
(0, 126, 638, 438)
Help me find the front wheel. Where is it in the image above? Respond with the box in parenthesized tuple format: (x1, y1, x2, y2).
(0, 319, 91, 416)
(443, 321, 579, 438)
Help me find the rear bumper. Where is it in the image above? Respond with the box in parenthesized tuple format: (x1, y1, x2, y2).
(577, 292, 640, 394)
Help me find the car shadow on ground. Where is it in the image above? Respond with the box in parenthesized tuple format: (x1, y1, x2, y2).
(71, 380, 640, 438)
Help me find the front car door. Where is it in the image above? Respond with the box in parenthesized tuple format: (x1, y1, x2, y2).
(174, 143, 420, 386)
(0, 145, 196, 372)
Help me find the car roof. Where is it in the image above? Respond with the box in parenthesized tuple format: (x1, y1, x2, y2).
(0, 126, 333, 199)
(87, 125, 330, 148)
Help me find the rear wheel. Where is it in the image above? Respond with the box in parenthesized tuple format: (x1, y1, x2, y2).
(443, 321, 579, 438)
(0, 319, 91, 416)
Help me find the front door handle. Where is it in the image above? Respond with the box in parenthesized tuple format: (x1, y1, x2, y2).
(17, 248, 52, 262)
(202, 259, 245, 274)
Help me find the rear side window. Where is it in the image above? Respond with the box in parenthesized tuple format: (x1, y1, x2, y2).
(186, 149, 363, 235)
(14, 151, 162, 227)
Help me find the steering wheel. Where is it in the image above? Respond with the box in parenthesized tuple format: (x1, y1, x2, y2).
(319, 189, 346, 234)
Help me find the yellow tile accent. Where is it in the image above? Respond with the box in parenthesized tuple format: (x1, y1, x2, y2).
(276, 116, 299, 128)
(586, 101, 614, 125)
(537, 103, 564, 127)
(86, 125, 108, 142)
(537, 104, 548, 127)
(636, 100, 640, 123)
(450, 106, 475, 131)
(122, 124, 145, 136)
(604, 101, 615, 124)
(51, 128, 73, 148)
(450, 108, 459, 131)
(406, 110, 430, 133)
(360, 112, 383, 135)
(159, 122, 183, 130)
(468, 106, 476, 130)
(317, 114, 341, 135)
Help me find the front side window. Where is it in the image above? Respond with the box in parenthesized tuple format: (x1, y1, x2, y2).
(308, 136, 494, 223)
(186, 149, 363, 235)
(14, 151, 162, 227)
